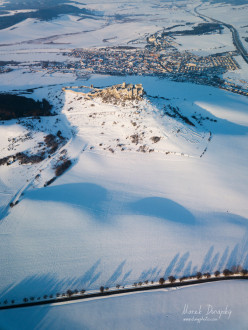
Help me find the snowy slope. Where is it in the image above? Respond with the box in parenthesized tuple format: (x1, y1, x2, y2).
(0, 76, 247, 306)
(0, 1, 248, 327)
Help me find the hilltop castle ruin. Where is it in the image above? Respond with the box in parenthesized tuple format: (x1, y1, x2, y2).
(63, 82, 144, 101)
(94, 82, 144, 101)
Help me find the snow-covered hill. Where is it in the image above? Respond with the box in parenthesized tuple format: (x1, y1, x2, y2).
(0, 1, 248, 327)
(0, 75, 247, 309)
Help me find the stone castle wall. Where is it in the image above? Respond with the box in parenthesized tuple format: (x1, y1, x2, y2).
(63, 83, 144, 101)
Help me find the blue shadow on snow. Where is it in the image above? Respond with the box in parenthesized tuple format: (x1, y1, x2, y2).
(128, 197, 195, 225)
(25, 183, 109, 217)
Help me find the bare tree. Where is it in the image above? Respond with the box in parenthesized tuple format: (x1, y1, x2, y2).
(67, 290, 73, 297)
(231, 265, 243, 274)
(223, 269, 231, 276)
(214, 271, 220, 277)
(241, 269, 248, 276)
(168, 276, 176, 283)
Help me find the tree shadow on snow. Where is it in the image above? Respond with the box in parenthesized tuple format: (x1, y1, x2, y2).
(105, 260, 126, 288)
(0, 259, 103, 307)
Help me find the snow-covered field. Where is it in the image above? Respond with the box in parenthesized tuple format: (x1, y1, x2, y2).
(1, 281, 248, 330)
(0, 0, 248, 328)
(0, 75, 247, 307)
(198, 2, 248, 52)
(0, 0, 202, 55)
(223, 55, 248, 89)
(175, 28, 235, 55)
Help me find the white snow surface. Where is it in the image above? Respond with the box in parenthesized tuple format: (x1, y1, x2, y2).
(175, 29, 235, 54)
(0, 75, 248, 308)
(198, 3, 248, 52)
(1, 281, 248, 330)
(0, 1, 202, 53)
(0, 0, 248, 327)
(223, 55, 248, 89)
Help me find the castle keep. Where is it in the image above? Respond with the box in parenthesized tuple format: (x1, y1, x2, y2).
(63, 83, 144, 101)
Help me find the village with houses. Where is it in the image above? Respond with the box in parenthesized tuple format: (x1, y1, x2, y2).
(1, 0, 248, 327)
(1, 29, 248, 98)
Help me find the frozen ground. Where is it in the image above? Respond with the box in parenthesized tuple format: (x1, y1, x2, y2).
(1, 281, 248, 330)
(0, 0, 202, 57)
(0, 75, 247, 306)
(0, 0, 246, 88)
(0, 2, 201, 49)
(223, 55, 248, 89)
(198, 2, 248, 52)
(0, 0, 248, 327)
(175, 28, 235, 55)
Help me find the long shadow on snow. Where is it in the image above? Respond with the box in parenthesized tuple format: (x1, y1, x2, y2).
(193, 101, 248, 136)
(2, 241, 248, 311)
(174, 252, 190, 274)
(163, 253, 180, 278)
(0, 274, 61, 302)
(213, 212, 248, 229)
(163, 252, 190, 278)
(26, 184, 196, 225)
(0, 260, 103, 304)
(25, 182, 109, 219)
(105, 260, 126, 288)
(121, 270, 133, 286)
(127, 197, 195, 225)
(69, 259, 102, 290)
(151, 96, 248, 136)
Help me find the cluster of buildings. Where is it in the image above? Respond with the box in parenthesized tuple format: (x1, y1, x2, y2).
(1, 28, 247, 97)
(221, 81, 248, 96)
(0, 67, 12, 74)
(175, 53, 239, 74)
(146, 34, 177, 52)
(63, 82, 144, 101)
(69, 48, 164, 76)
(67, 47, 239, 78)
(39, 46, 247, 96)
